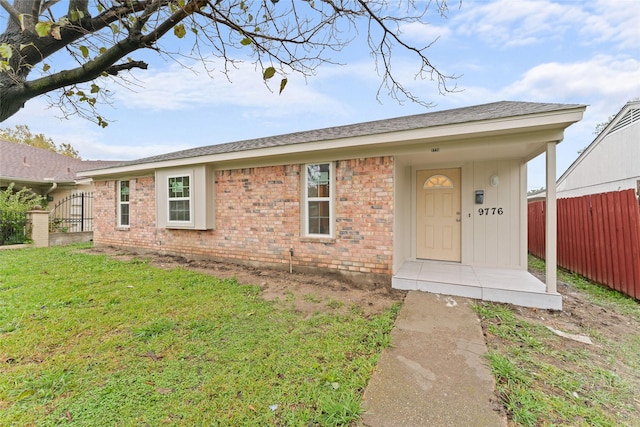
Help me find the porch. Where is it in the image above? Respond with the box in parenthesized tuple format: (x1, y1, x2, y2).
(393, 260, 562, 310)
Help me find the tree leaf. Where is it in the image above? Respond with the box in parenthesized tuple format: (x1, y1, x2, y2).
(35, 21, 52, 37)
(79, 46, 89, 59)
(174, 24, 186, 39)
(90, 84, 100, 94)
(99, 47, 107, 55)
(263, 66, 276, 80)
(279, 78, 288, 94)
(51, 26, 62, 40)
(0, 44, 12, 60)
(240, 37, 252, 46)
(43, 63, 50, 72)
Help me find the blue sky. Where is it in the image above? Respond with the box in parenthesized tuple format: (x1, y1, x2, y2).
(2, 0, 639, 190)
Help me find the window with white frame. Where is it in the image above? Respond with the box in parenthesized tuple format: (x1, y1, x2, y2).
(305, 163, 333, 237)
(118, 180, 130, 227)
(168, 175, 191, 222)
(156, 166, 214, 230)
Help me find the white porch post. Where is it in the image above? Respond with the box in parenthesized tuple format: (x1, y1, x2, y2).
(545, 142, 557, 294)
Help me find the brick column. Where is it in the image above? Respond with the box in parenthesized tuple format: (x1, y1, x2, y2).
(28, 208, 50, 248)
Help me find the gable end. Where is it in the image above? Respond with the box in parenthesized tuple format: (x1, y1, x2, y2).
(609, 107, 640, 134)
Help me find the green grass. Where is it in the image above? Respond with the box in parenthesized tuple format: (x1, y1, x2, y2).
(474, 256, 640, 426)
(0, 244, 400, 426)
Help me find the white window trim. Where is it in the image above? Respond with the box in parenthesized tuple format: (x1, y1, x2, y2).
(156, 166, 214, 230)
(167, 173, 193, 225)
(117, 180, 130, 227)
(303, 162, 335, 238)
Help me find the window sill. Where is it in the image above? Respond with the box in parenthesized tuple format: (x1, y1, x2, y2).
(300, 236, 336, 244)
(116, 226, 130, 231)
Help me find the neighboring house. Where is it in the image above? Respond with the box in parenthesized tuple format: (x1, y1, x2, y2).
(83, 101, 586, 309)
(527, 102, 640, 300)
(0, 139, 121, 203)
(555, 101, 640, 198)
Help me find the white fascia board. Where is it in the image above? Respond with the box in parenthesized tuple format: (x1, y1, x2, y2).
(84, 108, 585, 178)
(0, 176, 76, 185)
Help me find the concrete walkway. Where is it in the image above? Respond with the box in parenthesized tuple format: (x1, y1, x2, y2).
(361, 291, 507, 427)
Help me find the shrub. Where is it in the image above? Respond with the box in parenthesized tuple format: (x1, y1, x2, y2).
(0, 183, 45, 245)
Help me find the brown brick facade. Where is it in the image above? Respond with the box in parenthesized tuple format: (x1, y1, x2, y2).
(93, 156, 394, 283)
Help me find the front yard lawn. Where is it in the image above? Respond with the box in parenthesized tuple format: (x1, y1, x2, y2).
(0, 245, 399, 426)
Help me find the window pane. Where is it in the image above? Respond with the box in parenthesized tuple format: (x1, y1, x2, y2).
(307, 164, 330, 198)
(169, 200, 190, 221)
(308, 201, 330, 235)
(120, 181, 129, 202)
(120, 204, 129, 226)
(169, 176, 190, 198)
(423, 174, 453, 189)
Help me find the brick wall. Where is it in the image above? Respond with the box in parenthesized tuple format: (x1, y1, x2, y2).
(93, 156, 394, 283)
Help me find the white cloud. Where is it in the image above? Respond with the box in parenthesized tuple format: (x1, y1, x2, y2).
(400, 21, 452, 45)
(501, 54, 640, 102)
(110, 59, 350, 117)
(455, 0, 584, 48)
(580, 0, 640, 50)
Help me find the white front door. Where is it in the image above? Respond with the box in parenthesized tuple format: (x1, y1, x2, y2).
(416, 168, 461, 262)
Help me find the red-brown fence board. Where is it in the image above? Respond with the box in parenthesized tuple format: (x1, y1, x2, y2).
(528, 189, 640, 300)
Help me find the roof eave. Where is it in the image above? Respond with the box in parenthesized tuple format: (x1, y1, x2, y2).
(83, 106, 586, 178)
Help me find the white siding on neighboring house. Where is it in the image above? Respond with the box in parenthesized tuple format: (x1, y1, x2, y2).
(556, 102, 640, 199)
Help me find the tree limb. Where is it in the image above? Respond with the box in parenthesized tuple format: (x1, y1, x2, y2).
(106, 60, 147, 75)
(0, 0, 22, 27)
(24, 39, 139, 98)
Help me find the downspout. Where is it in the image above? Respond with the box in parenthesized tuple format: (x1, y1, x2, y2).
(45, 182, 57, 196)
(45, 182, 58, 205)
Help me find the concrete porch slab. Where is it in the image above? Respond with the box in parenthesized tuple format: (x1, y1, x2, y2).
(393, 260, 562, 310)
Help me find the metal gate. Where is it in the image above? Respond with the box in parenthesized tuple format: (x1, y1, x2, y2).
(0, 210, 29, 245)
(49, 192, 93, 232)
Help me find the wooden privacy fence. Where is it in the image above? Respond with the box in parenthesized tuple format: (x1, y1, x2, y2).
(528, 189, 640, 300)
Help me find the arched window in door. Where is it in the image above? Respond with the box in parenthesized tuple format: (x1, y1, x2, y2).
(423, 174, 453, 189)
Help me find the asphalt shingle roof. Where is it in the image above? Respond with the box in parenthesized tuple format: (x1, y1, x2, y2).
(0, 139, 122, 182)
(113, 101, 585, 168)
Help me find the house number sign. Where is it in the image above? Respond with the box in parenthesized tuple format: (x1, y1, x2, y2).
(478, 207, 504, 216)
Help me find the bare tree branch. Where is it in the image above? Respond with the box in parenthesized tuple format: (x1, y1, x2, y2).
(1, 0, 460, 123)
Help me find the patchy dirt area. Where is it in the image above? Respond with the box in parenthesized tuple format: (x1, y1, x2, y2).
(82, 246, 406, 318)
(482, 267, 640, 425)
(520, 268, 640, 354)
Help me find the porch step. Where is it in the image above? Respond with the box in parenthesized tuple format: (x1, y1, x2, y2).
(393, 261, 562, 310)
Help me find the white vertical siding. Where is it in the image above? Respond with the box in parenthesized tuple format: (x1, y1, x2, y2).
(469, 159, 522, 268)
(557, 120, 640, 197)
(393, 158, 412, 273)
